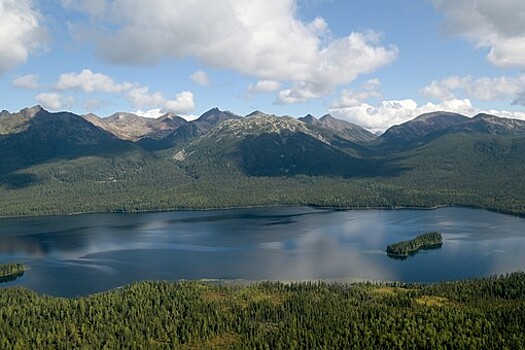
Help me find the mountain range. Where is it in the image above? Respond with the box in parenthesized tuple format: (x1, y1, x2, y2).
(1, 105, 525, 217)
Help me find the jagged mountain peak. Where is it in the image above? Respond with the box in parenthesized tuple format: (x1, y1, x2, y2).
(245, 110, 270, 118)
(319, 113, 336, 121)
(298, 114, 320, 126)
(300, 112, 376, 143)
(20, 105, 45, 119)
(158, 112, 179, 121)
(84, 112, 100, 119)
(200, 113, 332, 147)
(106, 112, 144, 122)
(197, 107, 241, 125)
(0, 105, 47, 135)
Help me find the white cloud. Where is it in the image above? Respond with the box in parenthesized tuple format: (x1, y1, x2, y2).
(330, 79, 382, 108)
(420, 76, 470, 101)
(434, 0, 525, 68)
(61, 0, 107, 17)
(134, 108, 164, 119)
(328, 98, 476, 132)
(63, 0, 398, 103)
(36, 93, 75, 111)
(0, 0, 46, 75)
(469, 76, 525, 102)
(127, 88, 195, 114)
(421, 74, 525, 104)
(329, 94, 525, 132)
(277, 31, 397, 104)
(164, 91, 195, 114)
(12, 74, 39, 89)
(247, 80, 281, 95)
(52, 69, 195, 114)
(56, 69, 135, 93)
(189, 70, 210, 86)
(82, 98, 107, 111)
(126, 87, 165, 107)
(134, 108, 198, 121)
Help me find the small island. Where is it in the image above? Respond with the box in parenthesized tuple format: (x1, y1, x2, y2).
(387, 232, 443, 258)
(0, 263, 26, 283)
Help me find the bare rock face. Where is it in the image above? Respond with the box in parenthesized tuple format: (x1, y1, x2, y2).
(82, 112, 188, 141)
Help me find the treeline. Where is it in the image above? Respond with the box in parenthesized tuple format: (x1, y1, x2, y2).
(0, 272, 524, 348)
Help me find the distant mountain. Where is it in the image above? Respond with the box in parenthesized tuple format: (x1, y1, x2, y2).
(84, 112, 188, 141)
(299, 113, 377, 143)
(381, 111, 469, 145)
(0, 107, 139, 177)
(2, 105, 525, 217)
(0, 105, 42, 136)
(298, 114, 320, 126)
(458, 113, 525, 135)
(380, 111, 525, 150)
(180, 107, 241, 138)
(176, 113, 379, 178)
(137, 107, 241, 151)
(196, 107, 241, 126)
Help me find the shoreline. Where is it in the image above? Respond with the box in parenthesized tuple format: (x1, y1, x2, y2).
(0, 203, 522, 221)
(4, 271, 522, 299)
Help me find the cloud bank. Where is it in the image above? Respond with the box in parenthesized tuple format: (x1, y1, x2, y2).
(421, 74, 525, 105)
(62, 0, 398, 103)
(36, 93, 74, 111)
(329, 79, 525, 131)
(13, 74, 40, 89)
(51, 69, 195, 114)
(434, 0, 525, 68)
(190, 70, 210, 87)
(0, 0, 46, 75)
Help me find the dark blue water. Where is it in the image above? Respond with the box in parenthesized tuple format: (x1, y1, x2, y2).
(1, 207, 524, 297)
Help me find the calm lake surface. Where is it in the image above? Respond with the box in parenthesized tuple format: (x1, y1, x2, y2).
(1, 207, 525, 297)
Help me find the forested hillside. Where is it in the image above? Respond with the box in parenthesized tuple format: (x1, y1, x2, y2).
(0, 272, 524, 349)
(1, 106, 525, 217)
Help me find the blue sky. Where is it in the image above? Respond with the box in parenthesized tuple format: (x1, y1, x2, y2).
(1, 0, 525, 130)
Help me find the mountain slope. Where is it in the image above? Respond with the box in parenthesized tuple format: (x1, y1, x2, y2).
(381, 111, 469, 146)
(0, 107, 158, 187)
(175, 113, 385, 178)
(84, 112, 188, 141)
(457, 113, 525, 135)
(300, 113, 377, 143)
(138, 107, 241, 151)
(2, 106, 525, 216)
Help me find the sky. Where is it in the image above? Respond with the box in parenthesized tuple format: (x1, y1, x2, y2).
(1, 0, 525, 131)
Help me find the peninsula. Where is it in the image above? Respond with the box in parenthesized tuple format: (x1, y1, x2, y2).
(0, 263, 26, 283)
(386, 232, 443, 258)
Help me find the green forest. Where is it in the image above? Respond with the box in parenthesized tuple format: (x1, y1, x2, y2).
(1, 109, 525, 219)
(0, 263, 25, 278)
(0, 272, 524, 349)
(387, 232, 443, 257)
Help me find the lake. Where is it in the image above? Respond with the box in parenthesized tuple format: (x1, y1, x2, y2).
(1, 207, 525, 297)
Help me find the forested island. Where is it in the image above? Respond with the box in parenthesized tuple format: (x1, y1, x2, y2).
(0, 272, 524, 348)
(0, 263, 25, 283)
(387, 232, 443, 258)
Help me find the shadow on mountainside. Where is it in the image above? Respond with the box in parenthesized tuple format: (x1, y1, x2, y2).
(0, 110, 142, 189)
(237, 132, 409, 179)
